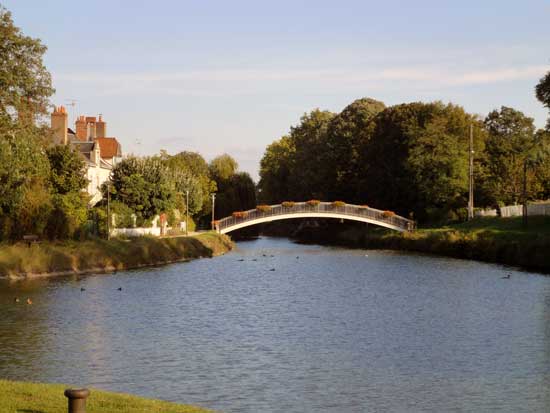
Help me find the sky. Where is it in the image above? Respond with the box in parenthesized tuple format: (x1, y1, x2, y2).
(4, 0, 550, 180)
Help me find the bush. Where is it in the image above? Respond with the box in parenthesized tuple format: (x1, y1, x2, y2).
(381, 210, 395, 218)
(232, 211, 248, 219)
(332, 201, 345, 208)
(360, 204, 369, 208)
(282, 201, 295, 208)
(256, 205, 271, 213)
(306, 200, 321, 207)
(110, 201, 135, 228)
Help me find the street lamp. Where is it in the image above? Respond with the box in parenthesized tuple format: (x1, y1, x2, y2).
(185, 190, 189, 236)
(211, 193, 216, 230)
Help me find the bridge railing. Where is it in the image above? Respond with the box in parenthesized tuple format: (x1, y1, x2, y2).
(215, 202, 416, 232)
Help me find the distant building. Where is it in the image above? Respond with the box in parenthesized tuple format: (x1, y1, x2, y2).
(51, 106, 123, 205)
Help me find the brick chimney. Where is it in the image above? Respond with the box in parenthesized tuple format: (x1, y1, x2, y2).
(51, 106, 68, 145)
(96, 114, 106, 138)
(75, 115, 87, 141)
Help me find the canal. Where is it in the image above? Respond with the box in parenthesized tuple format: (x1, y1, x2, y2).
(0, 237, 549, 412)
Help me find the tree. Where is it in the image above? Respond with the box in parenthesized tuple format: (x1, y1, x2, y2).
(536, 70, 550, 130)
(258, 136, 295, 203)
(164, 151, 217, 218)
(0, 6, 54, 124)
(209, 154, 238, 182)
(325, 98, 385, 201)
(46, 144, 88, 194)
(482, 106, 538, 205)
(364, 102, 480, 222)
(108, 156, 176, 223)
(289, 109, 334, 200)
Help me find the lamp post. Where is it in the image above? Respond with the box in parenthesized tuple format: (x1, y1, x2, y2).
(211, 193, 216, 230)
(185, 190, 189, 236)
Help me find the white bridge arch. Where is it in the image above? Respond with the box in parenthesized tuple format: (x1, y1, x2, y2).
(214, 202, 415, 234)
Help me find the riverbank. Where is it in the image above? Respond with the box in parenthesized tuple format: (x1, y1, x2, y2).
(0, 379, 210, 412)
(281, 216, 550, 272)
(0, 232, 233, 278)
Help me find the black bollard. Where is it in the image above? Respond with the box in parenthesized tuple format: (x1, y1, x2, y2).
(64, 388, 90, 413)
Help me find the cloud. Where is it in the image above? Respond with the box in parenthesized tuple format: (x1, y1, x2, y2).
(54, 64, 550, 98)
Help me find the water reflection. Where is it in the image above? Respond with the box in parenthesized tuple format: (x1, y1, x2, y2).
(0, 237, 549, 412)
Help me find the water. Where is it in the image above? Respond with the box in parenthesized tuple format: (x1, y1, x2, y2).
(0, 237, 549, 412)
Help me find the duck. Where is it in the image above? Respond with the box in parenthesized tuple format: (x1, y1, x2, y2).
(80, 287, 86, 291)
(501, 274, 511, 279)
(26, 298, 32, 305)
(14, 297, 20, 303)
(269, 268, 276, 272)
(117, 287, 122, 291)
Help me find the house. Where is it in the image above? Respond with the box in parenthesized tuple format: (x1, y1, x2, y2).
(51, 106, 123, 205)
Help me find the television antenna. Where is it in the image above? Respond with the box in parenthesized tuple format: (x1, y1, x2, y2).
(65, 99, 78, 125)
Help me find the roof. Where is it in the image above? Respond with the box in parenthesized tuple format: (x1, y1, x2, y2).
(94, 137, 121, 159)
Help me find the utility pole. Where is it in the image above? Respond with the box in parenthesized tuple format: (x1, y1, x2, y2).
(468, 124, 475, 221)
(211, 193, 216, 230)
(107, 183, 111, 240)
(185, 190, 189, 236)
(522, 158, 528, 228)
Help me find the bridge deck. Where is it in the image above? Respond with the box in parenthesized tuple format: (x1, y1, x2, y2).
(215, 202, 415, 234)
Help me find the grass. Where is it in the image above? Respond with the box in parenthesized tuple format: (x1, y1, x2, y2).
(293, 216, 550, 272)
(0, 232, 233, 278)
(366, 216, 550, 272)
(0, 379, 211, 413)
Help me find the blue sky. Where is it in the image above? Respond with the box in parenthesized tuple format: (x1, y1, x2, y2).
(5, 0, 550, 179)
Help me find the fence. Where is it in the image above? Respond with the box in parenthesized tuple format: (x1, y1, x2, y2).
(475, 201, 550, 218)
(216, 202, 416, 232)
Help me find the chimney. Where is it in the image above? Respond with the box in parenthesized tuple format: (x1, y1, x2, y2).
(85, 116, 97, 141)
(96, 114, 106, 138)
(51, 106, 68, 145)
(75, 115, 87, 141)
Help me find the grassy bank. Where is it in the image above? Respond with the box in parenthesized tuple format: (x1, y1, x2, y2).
(0, 379, 210, 413)
(293, 217, 550, 272)
(0, 232, 233, 278)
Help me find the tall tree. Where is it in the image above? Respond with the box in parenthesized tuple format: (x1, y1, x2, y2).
(325, 98, 385, 201)
(536, 70, 550, 130)
(364, 102, 480, 222)
(0, 6, 54, 124)
(258, 136, 295, 203)
(482, 106, 538, 205)
(209, 154, 238, 182)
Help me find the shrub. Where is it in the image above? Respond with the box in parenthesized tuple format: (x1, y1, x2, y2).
(381, 210, 395, 218)
(256, 205, 271, 213)
(360, 204, 369, 208)
(232, 211, 248, 219)
(306, 200, 321, 207)
(282, 201, 295, 208)
(332, 201, 346, 208)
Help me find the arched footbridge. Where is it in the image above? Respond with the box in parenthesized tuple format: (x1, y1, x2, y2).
(213, 202, 416, 234)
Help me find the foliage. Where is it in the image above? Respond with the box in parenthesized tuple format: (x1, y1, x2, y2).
(213, 169, 256, 220)
(331, 201, 345, 207)
(162, 150, 216, 217)
(480, 106, 546, 205)
(256, 204, 271, 212)
(109, 156, 176, 221)
(46, 144, 88, 194)
(0, 6, 54, 124)
(306, 199, 320, 207)
(281, 201, 295, 208)
(209, 153, 238, 182)
(232, 211, 249, 219)
(536, 70, 550, 130)
(258, 136, 295, 203)
(381, 210, 396, 218)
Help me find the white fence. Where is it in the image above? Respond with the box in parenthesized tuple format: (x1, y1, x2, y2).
(475, 201, 550, 218)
